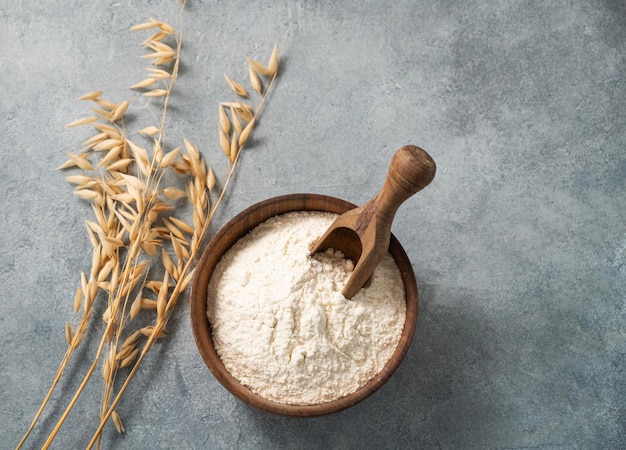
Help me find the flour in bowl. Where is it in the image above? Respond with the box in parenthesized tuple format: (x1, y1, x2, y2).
(207, 211, 406, 405)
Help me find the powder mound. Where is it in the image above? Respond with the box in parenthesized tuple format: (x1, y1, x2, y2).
(207, 211, 406, 406)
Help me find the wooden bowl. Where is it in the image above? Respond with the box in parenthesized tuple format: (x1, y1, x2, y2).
(190, 193, 419, 417)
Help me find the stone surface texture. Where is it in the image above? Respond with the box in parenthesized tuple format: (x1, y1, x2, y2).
(1, 0, 624, 448)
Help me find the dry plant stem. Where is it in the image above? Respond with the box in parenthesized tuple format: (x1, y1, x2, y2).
(42, 243, 141, 450)
(42, 20, 183, 443)
(21, 0, 279, 444)
(216, 65, 279, 205)
(88, 174, 217, 448)
(94, 2, 188, 445)
(20, 217, 121, 448)
(45, 201, 152, 448)
(98, 17, 182, 410)
(88, 182, 212, 448)
(16, 353, 69, 447)
(41, 323, 109, 450)
(17, 280, 97, 449)
(96, 247, 144, 449)
(86, 321, 162, 450)
(89, 50, 280, 450)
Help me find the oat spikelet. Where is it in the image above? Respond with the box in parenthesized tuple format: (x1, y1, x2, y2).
(163, 187, 186, 200)
(169, 216, 194, 234)
(93, 139, 123, 151)
(159, 147, 180, 168)
(219, 129, 230, 157)
(224, 74, 248, 98)
(230, 106, 243, 134)
(182, 138, 199, 161)
(126, 140, 150, 168)
(81, 132, 107, 149)
(143, 89, 168, 97)
(65, 323, 73, 345)
(171, 236, 185, 262)
(141, 50, 176, 60)
(97, 146, 122, 168)
(156, 272, 169, 319)
(65, 117, 99, 128)
(78, 90, 103, 101)
(95, 99, 117, 110)
(130, 291, 143, 320)
(115, 345, 135, 362)
(219, 105, 230, 135)
(207, 166, 216, 192)
(234, 105, 253, 123)
(130, 18, 162, 31)
(58, 152, 93, 171)
(164, 219, 185, 241)
(161, 248, 176, 279)
(121, 330, 142, 351)
(248, 66, 263, 94)
(111, 410, 125, 434)
(238, 118, 256, 146)
(140, 298, 159, 310)
(130, 78, 157, 89)
(246, 57, 270, 76)
(229, 132, 239, 162)
(66, 174, 92, 186)
(118, 349, 139, 369)
(73, 288, 83, 314)
(157, 21, 175, 34)
(93, 122, 119, 135)
(138, 126, 160, 136)
(107, 158, 133, 172)
(75, 189, 99, 200)
(140, 325, 168, 338)
(267, 44, 279, 77)
(146, 40, 174, 53)
(110, 100, 130, 122)
(147, 68, 171, 79)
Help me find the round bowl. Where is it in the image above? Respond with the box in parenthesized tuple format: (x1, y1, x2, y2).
(190, 193, 419, 417)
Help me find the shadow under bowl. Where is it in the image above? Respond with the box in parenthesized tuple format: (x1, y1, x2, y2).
(190, 193, 418, 417)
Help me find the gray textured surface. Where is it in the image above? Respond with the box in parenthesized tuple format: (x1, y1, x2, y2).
(2, 0, 625, 448)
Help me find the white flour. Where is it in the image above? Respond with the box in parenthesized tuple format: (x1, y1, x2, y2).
(207, 211, 406, 405)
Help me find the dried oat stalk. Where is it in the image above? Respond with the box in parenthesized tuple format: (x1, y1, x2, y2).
(220, 45, 280, 164)
(17, 1, 281, 448)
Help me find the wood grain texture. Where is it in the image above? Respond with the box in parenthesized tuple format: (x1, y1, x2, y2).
(311, 146, 435, 299)
(190, 193, 419, 417)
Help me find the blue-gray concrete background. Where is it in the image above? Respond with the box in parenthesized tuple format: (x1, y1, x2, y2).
(2, 0, 625, 448)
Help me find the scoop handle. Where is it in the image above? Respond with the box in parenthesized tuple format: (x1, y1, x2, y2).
(375, 145, 436, 223)
(340, 145, 435, 299)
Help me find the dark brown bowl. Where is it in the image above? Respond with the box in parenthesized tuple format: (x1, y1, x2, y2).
(190, 193, 418, 417)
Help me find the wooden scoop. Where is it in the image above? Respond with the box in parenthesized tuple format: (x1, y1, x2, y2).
(310, 145, 436, 299)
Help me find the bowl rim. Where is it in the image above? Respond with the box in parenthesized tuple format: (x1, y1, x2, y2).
(190, 193, 418, 417)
